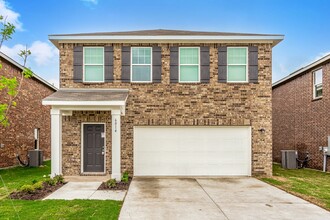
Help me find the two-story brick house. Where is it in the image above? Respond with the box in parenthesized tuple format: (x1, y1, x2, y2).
(43, 29, 283, 180)
(273, 54, 330, 171)
(0, 52, 57, 167)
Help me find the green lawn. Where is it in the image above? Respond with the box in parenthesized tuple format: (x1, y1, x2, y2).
(260, 163, 330, 211)
(0, 161, 52, 199)
(0, 161, 122, 219)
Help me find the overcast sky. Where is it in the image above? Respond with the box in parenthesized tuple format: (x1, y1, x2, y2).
(1, 0, 329, 88)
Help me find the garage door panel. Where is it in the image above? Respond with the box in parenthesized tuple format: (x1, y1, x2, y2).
(134, 126, 251, 176)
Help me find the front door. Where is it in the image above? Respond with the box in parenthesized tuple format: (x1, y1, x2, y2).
(83, 124, 105, 172)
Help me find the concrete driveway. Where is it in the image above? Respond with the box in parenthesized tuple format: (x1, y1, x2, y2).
(120, 177, 330, 220)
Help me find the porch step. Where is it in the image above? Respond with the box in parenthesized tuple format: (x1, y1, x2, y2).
(64, 175, 111, 182)
(81, 172, 107, 176)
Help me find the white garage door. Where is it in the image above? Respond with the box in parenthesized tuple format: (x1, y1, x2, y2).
(134, 126, 251, 176)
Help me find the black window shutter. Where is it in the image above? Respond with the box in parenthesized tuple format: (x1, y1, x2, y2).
(73, 46, 83, 82)
(248, 46, 258, 83)
(170, 46, 179, 83)
(104, 46, 114, 82)
(121, 46, 131, 82)
(152, 46, 162, 83)
(218, 46, 227, 83)
(200, 46, 210, 83)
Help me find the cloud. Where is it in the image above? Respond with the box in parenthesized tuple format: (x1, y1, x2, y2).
(81, 0, 98, 5)
(29, 41, 58, 66)
(278, 63, 288, 75)
(1, 43, 25, 63)
(1, 41, 58, 66)
(310, 51, 330, 64)
(297, 51, 330, 70)
(0, 0, 23, 31)
(47, 78, 59, 88)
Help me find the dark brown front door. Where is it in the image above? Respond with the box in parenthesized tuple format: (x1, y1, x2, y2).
(83, 124, 105, 172)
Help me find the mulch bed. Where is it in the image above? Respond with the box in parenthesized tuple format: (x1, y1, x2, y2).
(98, 177, 132, 190)
(9, 182, 65, 200)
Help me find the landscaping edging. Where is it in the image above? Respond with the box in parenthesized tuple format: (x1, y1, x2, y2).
(10, 182, 65, 200)
(98, 177, 132, 191)
(9, 175, 66, 200)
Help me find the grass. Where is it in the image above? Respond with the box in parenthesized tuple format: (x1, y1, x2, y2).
(0, 200, 121, 219)
(0, 161, 51, 199)
(260, 163, 330, 211)
(0, 161, 122, 219)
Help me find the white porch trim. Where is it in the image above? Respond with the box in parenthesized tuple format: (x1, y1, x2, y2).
(46, 104, 125, 180)
(50, 108, 62, 177)
(111, 109, 121, 181)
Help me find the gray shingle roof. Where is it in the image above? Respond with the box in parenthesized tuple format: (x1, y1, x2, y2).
(50, 29, 282, 37)
(49, 29, 284, 49)
(43, 89, 128, 102)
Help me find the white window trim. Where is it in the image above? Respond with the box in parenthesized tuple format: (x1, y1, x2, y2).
(313, 68, 323, 99)
(179, 47, 200, 83)
(227, 47, 248, 83)
(83, 47, 105, 83)
(131, 47, 153, 83)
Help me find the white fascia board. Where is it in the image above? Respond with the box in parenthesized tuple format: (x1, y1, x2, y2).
(49, 35, 284, 41)
(49, 35, 284, 48)
(42, 100, 126, 106)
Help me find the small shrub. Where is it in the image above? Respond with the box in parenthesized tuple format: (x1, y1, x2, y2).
(53, 175, 65, 184)
(33, 181, 44, 190)
(20, 185, 35, 193)
(121, 171, 129, 183)
(32, 179, 38, 184)
(106, 179, 117, 188)
(45, 178, 56, 186)
(45, 175, 65, 186)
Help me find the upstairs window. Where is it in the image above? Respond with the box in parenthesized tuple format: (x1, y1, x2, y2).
(179, 47, 200, 82)
(131, 47, 152, 82)
(313, 68, 323, 99)
(83, 47, 104, 82)
(227, 47, 248, 82)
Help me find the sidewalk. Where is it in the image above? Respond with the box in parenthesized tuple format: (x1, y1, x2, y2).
(44, 181, 126, 201)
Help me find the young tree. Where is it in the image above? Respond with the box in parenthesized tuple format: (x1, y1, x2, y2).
(0, 16, 33, 127)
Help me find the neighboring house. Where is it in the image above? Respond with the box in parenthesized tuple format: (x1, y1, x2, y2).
(0, 52, 57, 168)
(273, 54, 330, 170)
(43, 29, 283, 180)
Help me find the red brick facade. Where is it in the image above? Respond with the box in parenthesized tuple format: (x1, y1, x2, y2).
(0, 56, 56, 168)
(272, 59, 330, 170)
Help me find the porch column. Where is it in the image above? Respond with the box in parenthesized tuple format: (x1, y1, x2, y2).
(50, 108, 62, 177)
(111, 109, 121, 181)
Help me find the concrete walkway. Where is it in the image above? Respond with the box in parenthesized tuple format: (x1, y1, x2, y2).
(44, 182, 126, 201)
(120, 177, 330, 220)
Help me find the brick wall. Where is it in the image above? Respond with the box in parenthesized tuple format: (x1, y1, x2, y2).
(273, 60, 330, 170)
(59, 42, 273, 176)
(0, 57, 55, 167)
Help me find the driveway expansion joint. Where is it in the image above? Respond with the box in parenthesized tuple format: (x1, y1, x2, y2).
(195, 178, 230, 220)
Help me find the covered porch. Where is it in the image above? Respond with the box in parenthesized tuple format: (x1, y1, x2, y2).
(42, 89, 128, 181)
